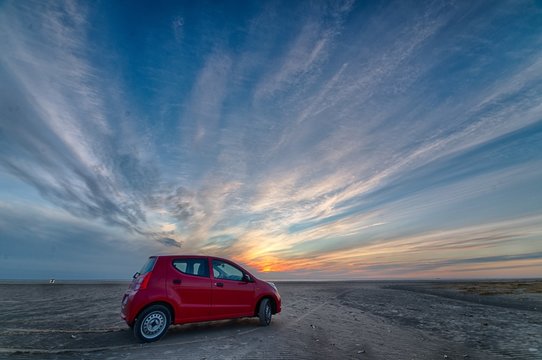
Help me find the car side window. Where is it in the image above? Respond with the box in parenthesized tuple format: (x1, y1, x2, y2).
(212, 260, 244, 281)
(173, 258, 210, 277)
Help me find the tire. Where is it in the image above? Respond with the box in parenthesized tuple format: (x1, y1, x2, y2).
(133, 305, 171, 343)
(258, 298, 272, 326)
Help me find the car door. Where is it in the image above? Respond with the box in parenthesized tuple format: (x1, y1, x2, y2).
(168, 257, 212, 322)
(211, 259, 255, 318)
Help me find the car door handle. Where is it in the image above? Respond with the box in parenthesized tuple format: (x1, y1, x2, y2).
(215, 282, 224, 287)
(173, 279, 182, 285)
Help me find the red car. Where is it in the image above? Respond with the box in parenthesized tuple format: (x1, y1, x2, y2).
(121, 255, 282, 342)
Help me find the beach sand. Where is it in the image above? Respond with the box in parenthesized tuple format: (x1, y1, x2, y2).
(0, 280, 540, 359)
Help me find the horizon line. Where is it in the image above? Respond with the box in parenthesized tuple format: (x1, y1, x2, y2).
(1, 277, 541, 284)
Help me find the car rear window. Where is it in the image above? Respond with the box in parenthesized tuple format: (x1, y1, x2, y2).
(139, 257, 157, 275)
(173, 258, 210, 277)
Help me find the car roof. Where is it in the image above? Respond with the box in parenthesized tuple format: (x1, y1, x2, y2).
(152, 255, 234, 262)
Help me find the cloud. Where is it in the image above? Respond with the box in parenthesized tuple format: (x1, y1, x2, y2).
(286, 215, 542, 276)
(157, 237, 182, 248)
(172, 16, 184, 41)
(181, 50, 233, 147)
(0, 202, 156, 279)
(0, 68, 152, 232)
(361, 252, 542, 276)
(253, 0, 354, 101)
(160, 187, 198, 222)
(0, 1, 161, 234)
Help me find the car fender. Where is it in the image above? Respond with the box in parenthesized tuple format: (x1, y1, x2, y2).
(254, 292, 280, 314)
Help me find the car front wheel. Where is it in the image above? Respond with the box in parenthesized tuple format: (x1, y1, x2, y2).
(133, 304, 171, 343)
(258, 298, 272, 326)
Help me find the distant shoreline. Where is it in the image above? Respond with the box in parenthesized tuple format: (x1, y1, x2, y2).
(1, 278, 540, 285)
(0, 280, 131, 285)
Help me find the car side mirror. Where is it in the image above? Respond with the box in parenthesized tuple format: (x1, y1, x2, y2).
(133, 272, 140, 279)
(243, 273, 252, 283)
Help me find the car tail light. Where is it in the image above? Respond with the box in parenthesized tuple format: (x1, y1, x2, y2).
(134, 272, 152, 291)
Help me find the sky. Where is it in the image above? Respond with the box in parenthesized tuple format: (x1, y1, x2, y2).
(1, 0, 541, 280)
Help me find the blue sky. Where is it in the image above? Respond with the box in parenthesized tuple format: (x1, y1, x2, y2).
(1, 0, 541, 280)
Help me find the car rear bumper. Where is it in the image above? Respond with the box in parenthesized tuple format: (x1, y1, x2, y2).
(120, 291, 138, 325)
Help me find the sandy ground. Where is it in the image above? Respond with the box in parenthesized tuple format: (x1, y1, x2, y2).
(0, 281, 541, 360)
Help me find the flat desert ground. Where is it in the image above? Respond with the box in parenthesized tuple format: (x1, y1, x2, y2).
(0, 281, 541, 359)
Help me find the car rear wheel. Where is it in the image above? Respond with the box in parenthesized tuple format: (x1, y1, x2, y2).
(133, 304, 171, 343)
(258, 298, 272, 326)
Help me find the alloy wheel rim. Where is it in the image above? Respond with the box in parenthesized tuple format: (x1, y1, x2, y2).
(141, 311, 166, 339)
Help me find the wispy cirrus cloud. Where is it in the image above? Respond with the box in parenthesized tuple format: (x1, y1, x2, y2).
(247, 215, 542, 278)
(0, 1, 163, 240)
(253, 0, 354, 101)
